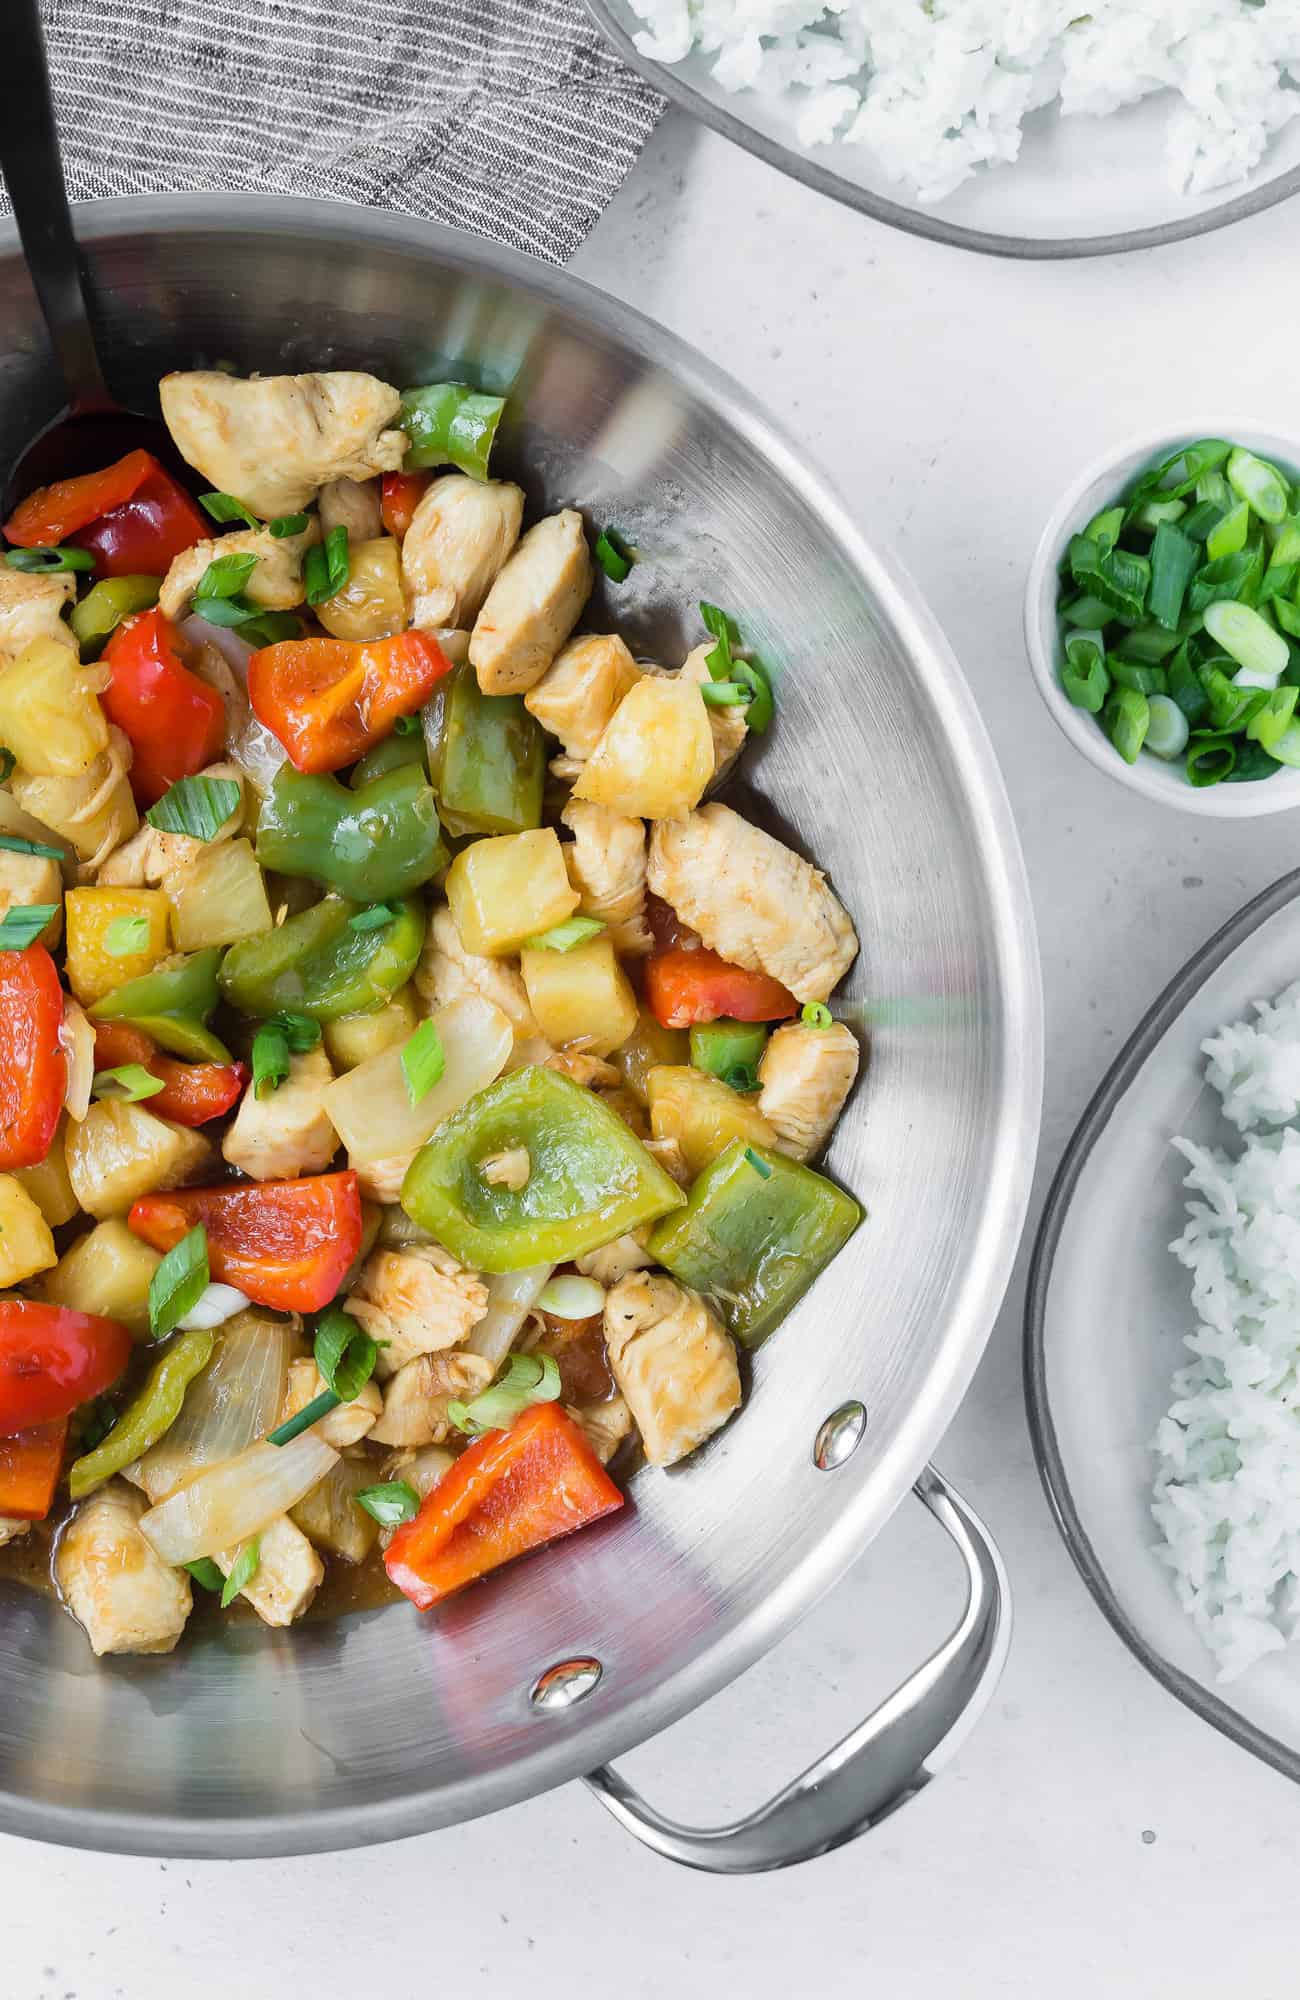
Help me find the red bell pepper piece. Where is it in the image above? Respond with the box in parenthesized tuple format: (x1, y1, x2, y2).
(92, 1021, 247, 1127)
(0, 1303, 132, 1438)
(380, 469, 433, 540)
(128, 1171, 363, 1314)
(248, 630, 452, 775)
(644, 947, 798, 1030)
(0, 943, 67, 1171)
(384, 1402, 625, 1611)
(102, 608, 226, 806)
(3, 449, 207, 576)
(0, 1420, 69, 1520)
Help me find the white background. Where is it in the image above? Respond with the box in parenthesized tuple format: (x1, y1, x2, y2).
(9, 112, 1300, 2000)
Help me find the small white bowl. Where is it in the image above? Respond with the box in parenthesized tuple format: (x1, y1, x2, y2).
(1025, 422, 1300, 818)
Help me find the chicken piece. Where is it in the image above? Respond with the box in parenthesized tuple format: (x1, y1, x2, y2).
(401, 473, 524, 630)
(757, 1020, 860, 1161)
(55, 1480, 191, 1657)
(96, 761, 245, 886)
(159, 370, 407, 517)
(318, 474, 382, 543)
(545, 1047, 620, 1089)
(479, 1146, 530, 1190)
(159, 521, 318, 622)
(279, 1356, 382, 1447)
(0, 844, 62, 947)
(561, 797, 651, 955)
(569, 1394, 633, 1465)
(603, 1272, 741, 1468)
(216, 1515, 323, 1628)
(0, 1516, 30, 1550)
(679, 643, 748, 783)
(524, 633, 642, 763)
(647, 804, 858, 1005)
(346, 1243, 489, 1376)
(645, 1135, 692, 1187)
(576, 1231, 653, 1288)
(0, 565, 75, 659)
(222, 1044, 337, 1182)
(469, 510, 593, 696)
(352, 1151, 414, 1205)
(416, 904, 538, 1040)
(369, 1349, 494, 1448)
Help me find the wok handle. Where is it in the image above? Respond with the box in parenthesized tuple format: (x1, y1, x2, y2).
(583, 1463, 1010, 1873)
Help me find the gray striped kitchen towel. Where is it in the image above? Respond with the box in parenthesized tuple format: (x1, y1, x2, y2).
(33, 0, 664, 263)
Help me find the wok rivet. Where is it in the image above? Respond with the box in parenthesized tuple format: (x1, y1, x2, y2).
(529, 1656, 603, 1712)
(814, 1400, 867, 1470)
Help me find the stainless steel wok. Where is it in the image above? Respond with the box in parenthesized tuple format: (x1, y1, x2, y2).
(0, 195, 1041, 1866)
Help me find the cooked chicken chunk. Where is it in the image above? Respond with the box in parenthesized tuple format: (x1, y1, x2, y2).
(0, 565, 75, 658)
(545, 1047, 620, 1089)
(647, 804, 858, 1004)
(561, 798, 651, 955)
(576, 1231, 653, 1288)
(0, 845, 62, 947)
(318, 474, 382, 543)
(0, 1516, 30, 1550)
(345, 1244, 488, 1376)
(470, 510, 593, 696)
(159, 370, 407, 516)
(401, 474, 524, 630)
(369, 1349, 494, 1448)
(223, 1045, 337, 1182)
(279, 1357, 382, 1447)
(416, 904, 538, 1040)
(569, 1394, 634, 1465)
(159, 522, 318, 622)
(215, 1515, 322, 1627)
(524, 633, 642, 762)
(96, 762, 245, 886)
(645, 1135, 692, 1186)
(55, 1481, 191, 1656)
(757, 1020, 860, 1160)
(603, 1272, 741, 1468)
(352, 1151, 414, 1205)
(679, 643, 748, 783)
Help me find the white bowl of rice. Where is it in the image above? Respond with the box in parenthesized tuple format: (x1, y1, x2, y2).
(1025, 422, 1300, 819)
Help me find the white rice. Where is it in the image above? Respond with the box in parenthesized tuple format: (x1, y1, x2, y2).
(1153, 979, 1300, 1682)
(627, 1, 1300, 203)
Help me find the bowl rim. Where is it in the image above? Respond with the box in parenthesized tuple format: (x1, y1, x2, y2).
(0, 190, 1043, 1857)
(1024, 420, 1300, 820)
(583, 0, 1300, 262)
(1023, 863, 1300, 1788)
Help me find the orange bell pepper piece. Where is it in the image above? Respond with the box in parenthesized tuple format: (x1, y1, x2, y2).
(92, 1021, 247, 1127)
(128, 1171, 363, 1314)
(644, 947, 798, 1030)
(247, 630, 452, 774)
(4, 449, 207, 576)
(0, 1420, 69, 1519)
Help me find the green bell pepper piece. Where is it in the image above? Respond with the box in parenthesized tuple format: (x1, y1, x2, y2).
(89, 948, 231, 1061)
(690, 1018, 769, 1088)
(649, 1139, 862, 1348)
(397, 382, 505, 480)
(401, 1064, 685, 1272)
(349, 731, 428, 788)
(67, 1325, 215, 1499)
(425, 662, 544, 835)
(255, 763, 448, 903)
(69, 574, 161, 658)
(219, 895, 426, 1021)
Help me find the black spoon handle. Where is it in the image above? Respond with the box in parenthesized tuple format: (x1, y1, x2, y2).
(0, 0, 111, 411)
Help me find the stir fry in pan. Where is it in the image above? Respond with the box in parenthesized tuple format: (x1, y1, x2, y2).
(0, 368, 861, 1656)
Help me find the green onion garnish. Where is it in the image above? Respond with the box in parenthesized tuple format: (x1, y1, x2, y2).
(266, 1390, 339, 1447)
(348, 903, 397, 932)
(304, 525, 350, 605)
(732, 658, 774, 733)
(0, 750, 14, 784)
(401, 1018, 445, 1106)
(802, 1001, 833, 1029)
(199, 492, 261, 529)
(146, 775, 241, 841)
(236, 610, 302, 647)
(699, 600, 736, 679)
(194, 551, 259, 604)
(722, 1062, 759, 1092)
(269, 513, 310, 539)
(595, 527, 633, 582)
(313, 1305, 378, 1402)
(251, 1020, 290, 1101)
(1060, 632, 1110, 714)
(744, 1146, 773, 1179)
(393, 713, 423, 735)
(447, 1352, 562, 1438)
(356, 1480, 421, 1527)
(1104, 688, 1149, 764)
(148, 1224, 209, 1342)
(184, 1557, 225, 1592)
(0, 832, 61, 861)
(1227, 448, 1289, 526)
(92, 1064, 165, 1104)
(0, 904, 56, 951)
(4, 545, 95, 573)
(699, 680, 749, 707)
(524, 916, 605, 952)
(277, 1011, 322, 1052)
(1146, 522, 1198, 631)
(1186, 735, 1238, 788)
(104, 913, 151, 957)
(220, 1536, 261, 1608)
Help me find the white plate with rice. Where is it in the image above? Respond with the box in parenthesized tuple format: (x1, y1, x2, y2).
(587, 0, 1300, 258)
(1028, 869, 1300, 1781)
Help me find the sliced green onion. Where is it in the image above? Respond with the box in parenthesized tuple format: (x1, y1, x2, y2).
(92, 1063, 165, 1104)
(1247, 685, 1299, 752)
(355, 1481, 420, 1528)
(184, 1557, 225, 1592)
(220, 1536, 261, 1608)
(148, 1225, 209, 1342)
(1109, 624, 1182, 666)
(251, 1021, 290, 1100)
(1067, 538, 1149, 622)
(304, 525, 350, 606)
(314, 1305, 378, 1402)
(1197, 665, 1259, 733)
(199, 492, 260, 529)
(1205, 500, 1250, 563)
(397, 383, 506, 480)
(1143, 695, 1190, 761)
(1274, 598, 1300, 640)
(744, 1146, 773, 1179)
(4, 545, 95, 573)
(267, 1389, 340, 1446)
(0, 832, 62, 861)
(1109, 658, 1166, 696)
(1203, 599, 1290, 684)
(1227, 448, 1290, 526)
(802, 1001, 833, 1029)
(191, 593, 259, 628)
(1147, 522, 1199, 630)
(722, 1062, 759, 1091)
(1167, 651, 1210, 727)
(401, 1018, 445, 1105)
(732, 659, 774, 732)
(699, 600, 737, 679)
(1270, 518, 1300, 568)
(1060, 632, 1109, 713)
(447, 1352, 562, 1438)
(0, 904, 56, 951)
(595, 527, 633, 582)
(1188, 544, 1265, 615)
(194, 552, 259, 603)
(1103, 688, 1149, 764)
(1129, 496, 1187, 533)
(146, 775, 241, 841)
(237, 610, 302, 647)
(1264, 719, 1300, 769)
(268, 513, 310, 539)
(1082, 505, 1125, 554)
(1186, 735, 1237, 787)
(1061, 593, 1112, 628)
(524, 916, 605, 952)
(0, 750, 14, 785)
(393, 714, 423, 736)
(104, 913, 151, 957)
(1133, 439, 1231, 502)
(348, 903, 397, 932)
(699, 680, 749, 707)
(1223, 740, 1284, 785)
(275, 1011, 322, 1053)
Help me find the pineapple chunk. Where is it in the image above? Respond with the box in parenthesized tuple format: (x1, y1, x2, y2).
(646, 1065, 780, 1178)
(315, 536, 407, 643)
(13, 1116, 78, 1226)
(572, 676, 714, 821)
(612, 1007, 689, 1104)
(0, 637, 109, 776)
(64, 886, 171, 1007)
(12, 729, 138, 866)
(520, 936, 638, 1057)
(0, 843, 62, 948)
(43, 1220, 162, 1337)
(289, 1455, 381, 1564)
(168, 837, 272, 950)
(0, 1175, 57, 1287)
(65, 1101, 214, 1220)
(323, 986, 420, 1071)
(444, 828, 579, 957)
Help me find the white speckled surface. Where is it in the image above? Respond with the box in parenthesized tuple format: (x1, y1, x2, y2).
(9, 118, 1300, 2000)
